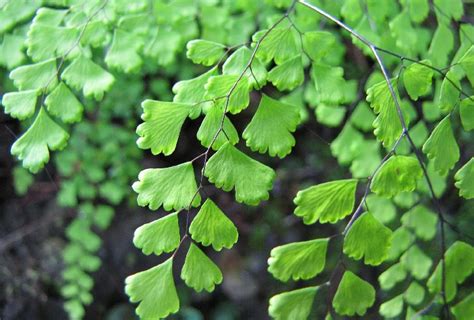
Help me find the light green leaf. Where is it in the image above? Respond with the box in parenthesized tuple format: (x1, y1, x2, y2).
(2, 90, 40, 120)
(294, 179, 358, 225)
(350, 140, 382, 178)
(10, 58, 58, 91)
(62, 55, 115, 100)
(379, 262, 407, 290)
(428, 24, 454, 67)
(365, 194, 396, 224)
(181, 243, 223, 292)
(136, 100, 192, 155)
(204, 74, 250, 114)
(268, 56, 304, 91)
(379, 294, 404, 318)
(388, 227, 415, 260)
(223, 46, 267, 89)
(350, 101, 375, 132)
(438, 71, 461, 113)
(401, 205, 438, 240)
(460, 97, 474, 131)
(403, 60, 433, 100)
(455, 158, 474, 199)
(330, 124, 364, 165)
(371, 155, 422, 198)
(133, 212, 180, 256)
(243, 94, 300, 158)
(459, 46, 474, 87)
(189, 198, 238, 251)
(315, 104, 346, 128)
(204, 142, 275, 205)
(404, 282, 425, 305)
(27, 24, 79, 61)
(12, 107, 69, 173)
(186, 39, 226, 66)
(44, 82, 83, 123)
(422, 116, 460, 175)
(434, 0, 464, 21)
(132, 162, 200, 211)
(268, 238, 329, 282)
(302, 31, 335, 61)
(197, 104, 239, 151)
(125, 258, 179, 319)
(253, 27, 298, 65)
(0, 34, 26, 69)
(428, 241, 474, 302)
(333, 271, 375, 317)
(401, 245, 432, 280)
(311, 64, 346, 105)
(452, 293, 474, 320)
(13, 166, 34, 195)
(269, 286, 318, 320)
(344, 212, 392, 266)
(402, 0, 429, 23)
(105, 29, 143, 73)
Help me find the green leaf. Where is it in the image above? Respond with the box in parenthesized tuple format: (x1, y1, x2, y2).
(388, 227, 415, 260)
(294, 179, 358, 224)
(459, 46, 474, 87)
(434, 0, 464, 21)
(379, 294, 403, 318)
(204, 142, 275, 205)
(438, 71, 461, 113)
(402, 0, 429, 23)
(133, 212, 180, 256)
(460, 97, 474, 131)
(315, 104, 346, 128)
(350, 101, 375, 132)
(330, 124, 364, 165)
(0, 34, 26, 69)
(181, 243, 223, 292)
(10, 58, 58, 91)
(62, 55, 115, 100)
(268, 56, 304, 91)
(186, 39, 226, 66)
(189, 198, 238, 251)
(366, 80, 403, 148)
(311, 64, 346, 105)
(2, 89, 40, 120)
(44, 82, 83, 123)
(350, 140, 382, 178)
(379, 262, 407, 290)
(12, 108, 69, 173)
(253, 27, 298, 65)
(27, 24, 79, 61)
(268, 238, 329, 282)
(371, 155, 422, 198)
(344, 212, 392, 266)
(136, 100, 192, 155)
(452, 293, 474, 320)
(196, 104, 239, 151)
(243, 94, 300, 158)
(204, 74, 250, 114)
(401, 245, 432, 280)
(365, 194, 396, 224)
(302, 31, 335, 61)
(222, 46, 267, 89)
(94, 205, 114, 230)
(403, 60, 433, 100)
(125, 258, 180, 319)
(422, 116, 460, 175)
(133, 162, 200, 211)
(269, 287, 318, 320)
(13, 166, 34, 195)
(455, 158, 474, 199)
(404, 282, 425, 305)
(428, 24, 454, 67)
(401, 205, 438, 240)
(105, 29, 143, 73)
(428, 241, 474, 302)
(333, 271, 375, 317)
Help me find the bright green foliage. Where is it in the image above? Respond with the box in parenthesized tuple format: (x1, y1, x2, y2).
(315, 104, 346, 127)
(459, 46, 474, 87)
(189, 199, 238, 251)
(223, 46, 267, 89)
(204, 74, 250, 114)
(243, 94, 300, 158)
(294, 179, 357, 224)
(434, 0, 464, 21)
(379, 262, 407, 290)
(428, 24, 454, 67)
(197, 105, 239, 150)
(332, 271, 375, 316)
(133, 212, 180, 256)
(455, 158, 474, 199)
(9, 58, 57, 91)
(204, 142, 275, 205)
(302, 31, 335, 61)
(452, 293, 474, 320)
(344, 212, 392, 266)
(330, 124, 364, 165)
(404, 282, 425, 305)
(181, 243, 223, 292)
(2, 89, 40, 120)
(371, 155, 422, 197)
(403, 60, 433, 100)
(44, 82, 84, 123)
(62, 55, 115, 101)
(105, 29, 144, 73)
(12, 108, 69, 173)
(460, 98, 474, 131)
(268, 56, 304, 91)
(253, 27, 298, 65)
(379, 294, 403, 318)
(136, 100, 192, 155)
(438, 71, 461, 113)
(268, 238, 328, 281)
(0, 34, 26, 69)
(133, 162, 201, 211)
(388, 227, 415, 260)
(186, 39, 226, 66)
(12, 166, 34, 195)
(311, 64, 346, 105)
(27, 24, 79, 61)
(365, 194, 396, 224)
(428, 241, 474, 302)
(125, 258, 180, 319)
(422, 116, 460, 175)
(401, 245, 432, 280)
(350, 101, 376, 132)
(401, 205, 438, 240)
(269, 287, 318, 320)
